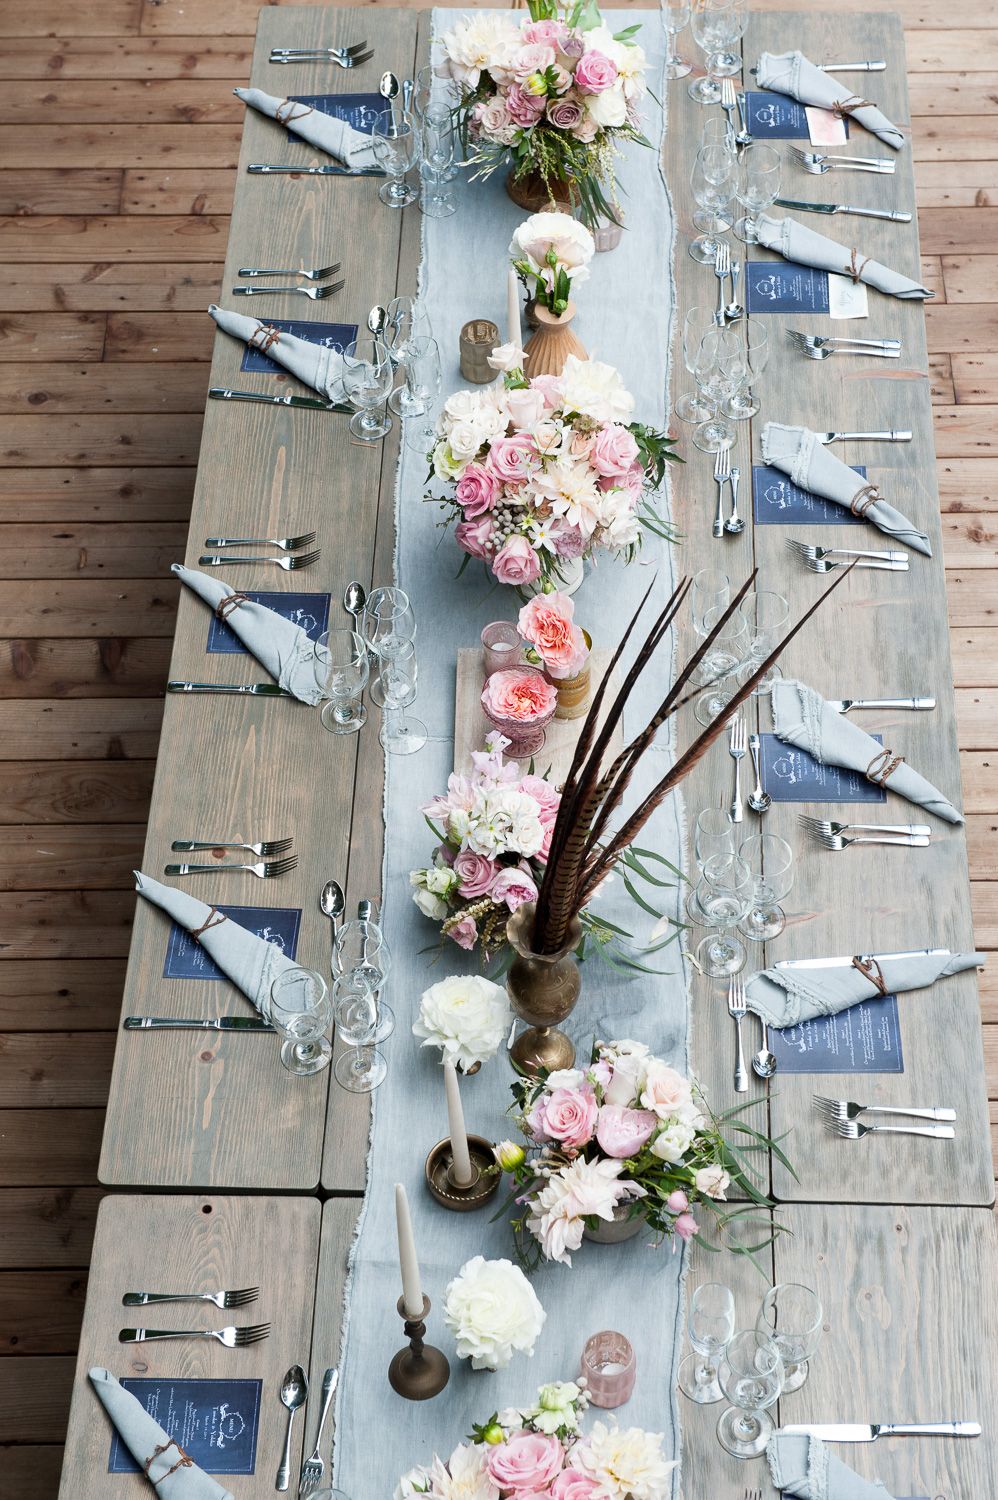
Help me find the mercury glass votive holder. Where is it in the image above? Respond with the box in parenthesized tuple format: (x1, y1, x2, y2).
(481, 621, 524, 678)
(580, 1330, 636, 1408)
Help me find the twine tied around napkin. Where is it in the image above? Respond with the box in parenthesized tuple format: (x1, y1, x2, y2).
(866, 747, 905, 787)
(215, 592, 250, 623)
(190, 907, 227, 941)
(852, 954, 888, 995)
(248, 323, 282, 355)
(145, 1440, 194, 1485)
(275, 97, 313, 126)
(831, 94, 874, 119)
(849, 483, 880, 519)
(847, 247, 872, 284)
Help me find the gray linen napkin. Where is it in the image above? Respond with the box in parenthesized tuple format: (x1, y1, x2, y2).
(208, 304, 346, 402)
(173, 563, 323, 705)
(89, 1368, 234, 1500)
(771, 679, 963, 823)
(746, 949, 983, 1028)
(761, 423, 931, 555)
(755, 214, 930, 300)
(235, 86, 380, 170)
(755, 50, 904, 151)
(134, 871, 299, 1018)
(768, 1433, 894, 1500)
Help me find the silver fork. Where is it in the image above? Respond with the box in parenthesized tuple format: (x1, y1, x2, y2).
(803, 556, 909, 574)
(233, 281, 345, 301)
(238, 264, 340, 282)
(123, 1287, 259, 1309)
(813, 1095, 955, 1123)
(824, 1119, 955, 1141)
(712, 447, 731, 539)
(713, 241, 731, 325)
(785, 540, 908, 565)
(270, 47, 374, 68)
(814, 832, 930, 851)
(798, 815, 930, 840)
(728, 714, 746, 823)
(786, 331, 901, 353)
(298, 1367, 339, 1496)
(790, 146, 895, 174)
(171, 839, 294, 856)
(791, 337, 901, 362)
(204, 531, 316, 551)
(270, 39, 367, 58)
(719, 78, 738, 149)
(119, 1323, 271, 1346)
(727, 975, 748, 1094)
(198, 550, 321, 570)
(164, 857, 299, 879)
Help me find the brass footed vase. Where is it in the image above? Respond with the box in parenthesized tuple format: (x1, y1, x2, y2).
(506, 903, 582, 1076)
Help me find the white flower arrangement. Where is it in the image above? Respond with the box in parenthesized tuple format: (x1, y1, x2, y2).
(412, 973, 512, 1072)
(442, 1255, 546, 1370)
(509, 211, 595, 317)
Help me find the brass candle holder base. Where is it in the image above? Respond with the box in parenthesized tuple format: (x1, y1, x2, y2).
(510, 1024, 576, 1076)
(388, 1295, 450, 1401)
(424, 1135, 500, 1212)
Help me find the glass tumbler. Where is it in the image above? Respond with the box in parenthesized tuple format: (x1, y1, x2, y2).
(580, 1330, 637, 1408)
(481, 621, 525, 677)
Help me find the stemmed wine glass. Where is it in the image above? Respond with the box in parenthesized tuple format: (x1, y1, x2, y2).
(738, 588, 789, 692)
(689, 144, 735, 264)
(692, 326, 738, 454)
(269, 968, 332, 1076)
(331, 970, 387, 1093)
(738, 833, 794, 942)
(756, 1283, 823, 1394)
(692, 853, 753, 977)
(685, 806, 736, 926)
(391, 335, 441, 426)
(314, 628, 369, 734)
(678, 1282, 736, 1404)
(707, 0, 746, 77)
(332, 917, 394, 1044)
(661, 0, 692, 79)
(694, 602, 748, 724)
(716, 1331, 784, 1459)
(688, 0, 726, 104)
(371, 111, 419, 208)
(419, 104, 456, 217)
(370, 638, 427, 755)
(360, 585, 416, 662)
(720, 320, 768, 419)
(342, 335, 394, 442)
(734, 142, 781, 243)
(675, 307, 719, 424)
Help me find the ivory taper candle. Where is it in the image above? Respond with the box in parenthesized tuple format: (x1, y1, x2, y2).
(394, 1182, 424, 1319)
(506, 266, 521, 348)
(443, 1058, 474, 1188)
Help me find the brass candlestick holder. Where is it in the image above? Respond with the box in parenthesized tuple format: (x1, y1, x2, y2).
(424, 1134, 501, 1212)
(388, 1294, 450, 1401)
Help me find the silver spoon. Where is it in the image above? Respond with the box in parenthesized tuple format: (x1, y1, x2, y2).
(752, 1021, 778, 1079)
(747, 733, 771, 813)
(276, 1365, 308, 1492)
(380, 71, 400, 103)
(403, 77, 413, 114)
(319, 880, 345, 959)
(724, 465, 745, 535)
(343, 580, 366, 620)
(724, 261, 743, 322)
(367, 305, 386, 337)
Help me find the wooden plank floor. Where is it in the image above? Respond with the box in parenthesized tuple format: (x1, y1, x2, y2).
(0, 0, 995, 1487)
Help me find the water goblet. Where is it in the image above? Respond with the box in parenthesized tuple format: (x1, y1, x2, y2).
(678, 1282, 735, 1404)
(661, 0, 693, 79)
(707, 0, 746, 77)
(419, 104, 456, 217)
(314, 628, 369, 734)
(361, 585, 416, 661)
(691, 567, 731, 676)
(720, 319, 768, 420)
(371, 110, 419, 208)
(342, 334, 393, 442)
(685, 807, 737, 925)
(331, 970, 388, 1093)
(739, 588, 789, 692)
(370, 638, 427, 756)
(756, 1283, 823, 1394)
(738, 833, 794, 942)
(689, 144, 735, 263)
(676, 306, 719, 424)
(269, 968, 332, 1076)
(688, 0, 725, 104)
(692, 327, 738, 454)
(694, 601, 748, 724)
(692, 852, 752, 976)
(716, 1330, 784, 1458)
(390, 335, 441, 425)
(332, 917, 394, 1043)
(734, 142, 781, 243)
(385, 294, 433, 368)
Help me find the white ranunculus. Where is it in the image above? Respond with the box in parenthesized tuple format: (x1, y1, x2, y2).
(694, 1163, 730, 1200)
(546, 1067, 586, 1090)
(571, 1421, 677, 1500)
(412, 886, 449, 921)
(443, 1256, 546, 1370)
(428, 1445, 500, 1500)
(585, 82, 628, 130)
(413, 974, 511, 1071)
(509, 211, 595, 282)
(648, 1119, 696, 1163)
(449, 418, 487, 461)
(558, 354, 635, 424)
(425, 864, 459, 898)
(433, 441, 467, 482)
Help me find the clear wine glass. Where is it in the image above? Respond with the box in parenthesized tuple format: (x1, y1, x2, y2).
(694, 601, 748, 724)
(692, 326, 738, 454)
(691, 568, 730, 645)
(689, 143, 735, 264)
(314, 627, 369, 735)
(661, 0, 692, 79)
(720, 319, 768, 419)
(692, 852, 753, 977)
(360, 585, 416, 662)
(332, 917, 394, 1043)
(686, 808, 737, 926)
(734, 142, 781, 244)
(370, 638, 427, 756)
(676, 306, 719, 424)
(738, 588, 789, 693)
(342, 335, 393, 442)
(708, 0, 746, 77)
(385, 295, 433, 369)
(371, 110, 419, 208)
(716, 1331, 784, 1458)
(419, 104, 456, 217)
(688, 0, 725, 104)
(756, 1283, 823, 1394)
(678, 1282, 736, 1404)
(390, 335, 440, 422)
(738, 833, 794, 942)
(331, 970, 387, 1093)
(269, 968, 332, 1076)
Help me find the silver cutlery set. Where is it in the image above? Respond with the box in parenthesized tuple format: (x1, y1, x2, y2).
(712, 449, 743, 536)
(786, 330, 902, 362)
(785, 539, 909, 573)
(814, 1095, 956, 1140)
(270, 40, 372, 66)
(197, 527, 320, 572)
(234, 261, 344, 302)
(166, 835, 298, 880)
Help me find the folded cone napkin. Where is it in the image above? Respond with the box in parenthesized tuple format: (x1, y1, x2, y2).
(761, 422, 931, 555)
(235, 85, 380, 170)
(768, 1432, 894, 1500)
(755, 50, 905, 151)
(134, 870, 300, 1018)
(208, 304, 346, 403)
(755, 214, 931, 300)
(173, 563, 322, 705)
(745, 948, 983, 1028)
(771, 679, 962, 824)
(90, 1368, 234, 1500)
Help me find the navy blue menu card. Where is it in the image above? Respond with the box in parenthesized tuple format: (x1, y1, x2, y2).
(746, 261, 830, 315)
(240, 319, 358, 375)
(758, 731, 887, 804)
(206, 591, 330, 654)
(752, 463, 867, 526)
(163, 905, 302, 980)
(286, 92, 387, 137)
(109, 1378, 262, 1474)
(744, 89, 849, 139)
(770, 995, 904, 1074)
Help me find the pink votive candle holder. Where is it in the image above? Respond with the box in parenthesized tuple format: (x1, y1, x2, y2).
(580, 1330, 636, 1408)
(481, 621, 524, 678)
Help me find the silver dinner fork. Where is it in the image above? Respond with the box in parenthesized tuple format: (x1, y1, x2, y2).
(270, 45, 373, 68)
(204, 530, 316, 551)
(123, 1287, 260, 1309)
(803, 556, 909, 573)
(813, 831, 930, 851)
(728, 714, 746, 823)
(713, 241, 731, 325)
(719, 78, 738, 148)
(238, 263, 341, 282)
(823, 1119, 955, 1141)
(787, 331, 901, 353)
(785, 540, 908, 566)
(172, 839, 294, 856)
(712, 447, 731, 539)
(165, 857, 298, 879)
(119, 1323, 271, 1346)
(788, 334, 901, 361)
(813, 1096, 955, 1124)
(727, 975, 748, 1094)
(798, 816, 931, 841)
(198, 550, 321, 570)
(233, 281, 345, 301)
(298, 1366, 339, 1497)
(790, 146, 895, 174)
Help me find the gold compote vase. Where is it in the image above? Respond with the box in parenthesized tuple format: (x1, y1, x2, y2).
(505, 902, 582, 1076)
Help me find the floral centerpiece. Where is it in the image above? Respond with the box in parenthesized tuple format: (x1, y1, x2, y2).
(495, 1039, 783, 1266)
(396, 1379, 676, 1500)
(510, 212, 595, 318)
(427, 353, 677, 592)
(414, 973, 512, 1072)
(438, 0, 651, 228)
(518, 591, 590, 680)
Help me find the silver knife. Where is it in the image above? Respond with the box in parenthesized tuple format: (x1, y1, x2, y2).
(775, 198, 911, 223)
(167, 680, 294, 697)
(774, 947, 951, 971)
(247, 162, 383, 176)
(209, 387, 350, 413)
(817, 61, 887, 72)
(781, 1422, 980, 1442)
(124, 1016, 274, 1031)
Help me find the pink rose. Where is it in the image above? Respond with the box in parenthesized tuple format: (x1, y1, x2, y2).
(530, 373, 565, 410)
(487, 433, 540, 485)
(447, 914, 478, 950)
(666, 1189, 689, 1214)
(482, 667, 556, 723)
(522, 19, 569, 47)
(493, 535, 542, 587)
(487, 1433, 564, 1494)
(517, 772, 561, 819)
(569, 429, 596, 461)
(596, 1104, 658, 1158)
(453, 849, 498, 898)
(490, 862, 538, 912)
(518, 592, 590, 681)
(455, 515, 494, 560)
(572, 111, 600, 144)
(527, 1085, 598, 1150)
(506, 386, 547, 431)
(455, 462, 501, 518)
(640, 1060, 694, 1120)
(550, 521, 587, 560)
(574, 49, 618, 94)
(674, 1211, 699, 1242)
(547, 93, 584, 131)
(505, 83, 547, 127)
(475, 97, 516, 143)
(590, 423, 640, 479)
(511, 43, 557, 83)
(552, 1472, 603, 1500)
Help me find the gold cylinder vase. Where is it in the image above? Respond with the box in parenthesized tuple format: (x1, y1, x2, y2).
(549, 629, 592, 721)
(506, 902, 583, 1075)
